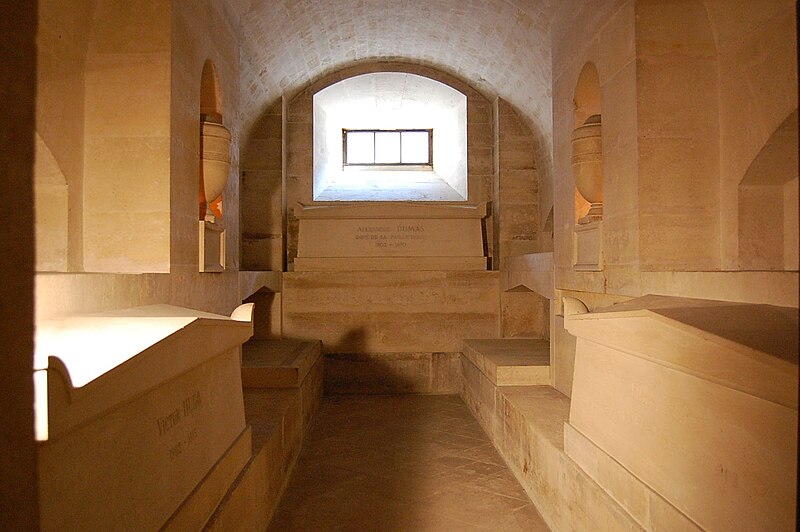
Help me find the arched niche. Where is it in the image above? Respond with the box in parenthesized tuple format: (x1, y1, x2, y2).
(199, 59, 230, 272)
(275, 61, 495, 269)
(312, 72, 468, 202)
(199, 59, 227, 222)
(200, 60, 223, 123)
(571, 62, 603, 225)
(738, 109, 799, 271)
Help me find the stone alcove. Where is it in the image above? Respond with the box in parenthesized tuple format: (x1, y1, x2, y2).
(738, 109, 799, 271)
(281, 62, 497, 268)
(572, 62, 602, 224)
(311, 72, 468, 202)
(199, 59, 229, 272)
(571, 62, 603, 271)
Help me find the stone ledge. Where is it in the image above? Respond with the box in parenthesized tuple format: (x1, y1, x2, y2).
(206, 352, 323, 529)
(461, 354, 639, 531)
(461, 352, 704, 531)
(463, 338, 550, 386)
(163, 427, 253, 532)
(294, 256, 488, 271)
(563, 423, 700, 531)
(242, 339, 322, 388)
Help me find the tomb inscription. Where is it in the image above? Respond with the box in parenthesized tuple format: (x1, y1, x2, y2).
(156, 390, 202, 437)
(354, 225, 426, 250)
(155, 390, 205, 462)
(300, 218, 481, 257)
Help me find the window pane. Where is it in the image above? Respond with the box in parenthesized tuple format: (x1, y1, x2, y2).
(401, 131, 430, 164)
(374, 132, 401, 164)
(346, 131, 374, 164)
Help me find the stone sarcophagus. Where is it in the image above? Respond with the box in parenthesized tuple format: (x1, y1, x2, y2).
(293, 202, 488, 271)
(34, 304, 254, 531)
(563, 295, 798, 531)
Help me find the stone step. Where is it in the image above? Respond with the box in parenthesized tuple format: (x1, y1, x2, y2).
(462, 352, 699, 531)
(203, 389, 297, 530)
(205, 341, 324, 530)
(242, 339, 322, 388)
(462, 338, 550, 386)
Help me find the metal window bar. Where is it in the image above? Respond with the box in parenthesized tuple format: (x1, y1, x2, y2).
(343, 129, 432, 166)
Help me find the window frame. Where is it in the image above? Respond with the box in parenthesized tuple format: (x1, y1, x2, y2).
(342, 128, 433, 168)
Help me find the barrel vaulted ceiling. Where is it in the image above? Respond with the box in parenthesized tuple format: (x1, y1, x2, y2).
(229, 0, 555, 173)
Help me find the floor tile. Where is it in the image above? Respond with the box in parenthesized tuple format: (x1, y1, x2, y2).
(269, 394, 550, 531)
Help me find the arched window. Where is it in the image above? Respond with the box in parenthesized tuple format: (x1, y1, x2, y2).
(312, 72, 468, 202)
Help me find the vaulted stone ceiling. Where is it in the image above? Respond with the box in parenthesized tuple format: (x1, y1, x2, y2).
(229, 0, 555, 172)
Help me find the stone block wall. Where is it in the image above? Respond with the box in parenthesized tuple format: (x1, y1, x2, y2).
(241, 101, 284, 271)
(550, 0, 799, 397)
(34, 0, 245, 318)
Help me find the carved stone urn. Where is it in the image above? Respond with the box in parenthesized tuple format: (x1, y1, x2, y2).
(571, 114, 603, 224)
(200, 117, 231, 222)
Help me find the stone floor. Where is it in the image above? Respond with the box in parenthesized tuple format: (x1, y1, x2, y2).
(268, 394, 549, 531)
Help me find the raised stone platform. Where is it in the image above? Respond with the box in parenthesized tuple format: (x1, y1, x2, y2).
(461, 354, 697, 531)
(205, 390, 305, 530)
(206, 340, 324, 529)
(242, 339, 322, 388)
(294, 256, 487, 271)
(324, 352, 461, 395)
(282, 270, 501, 354)
(462, 338, 550, 386)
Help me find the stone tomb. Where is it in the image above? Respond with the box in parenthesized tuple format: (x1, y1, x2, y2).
(563, 295, 798, 531)
(293, 202, 488, 271)
(34, 304, 255, 531)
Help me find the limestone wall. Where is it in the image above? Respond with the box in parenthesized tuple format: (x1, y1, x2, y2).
(232, 1, 555, 236)
(169, 0, 241, 298)
(35, 0, 93, 271)
(241, 62, 545, 275)
(241, 100, 284, 271)
(713, 1, 799, 269)
(283, 271, 501, 353)
(496, 99, 539, 265)
(83, 0, 172, 272)
(34, 0, 243, 319)
(550, 0, 799, 397)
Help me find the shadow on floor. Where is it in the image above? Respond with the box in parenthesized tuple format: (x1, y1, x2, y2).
(268, 394, 549, 531)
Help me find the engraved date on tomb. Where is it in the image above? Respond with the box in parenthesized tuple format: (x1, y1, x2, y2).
(168, 428, 199, 461)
